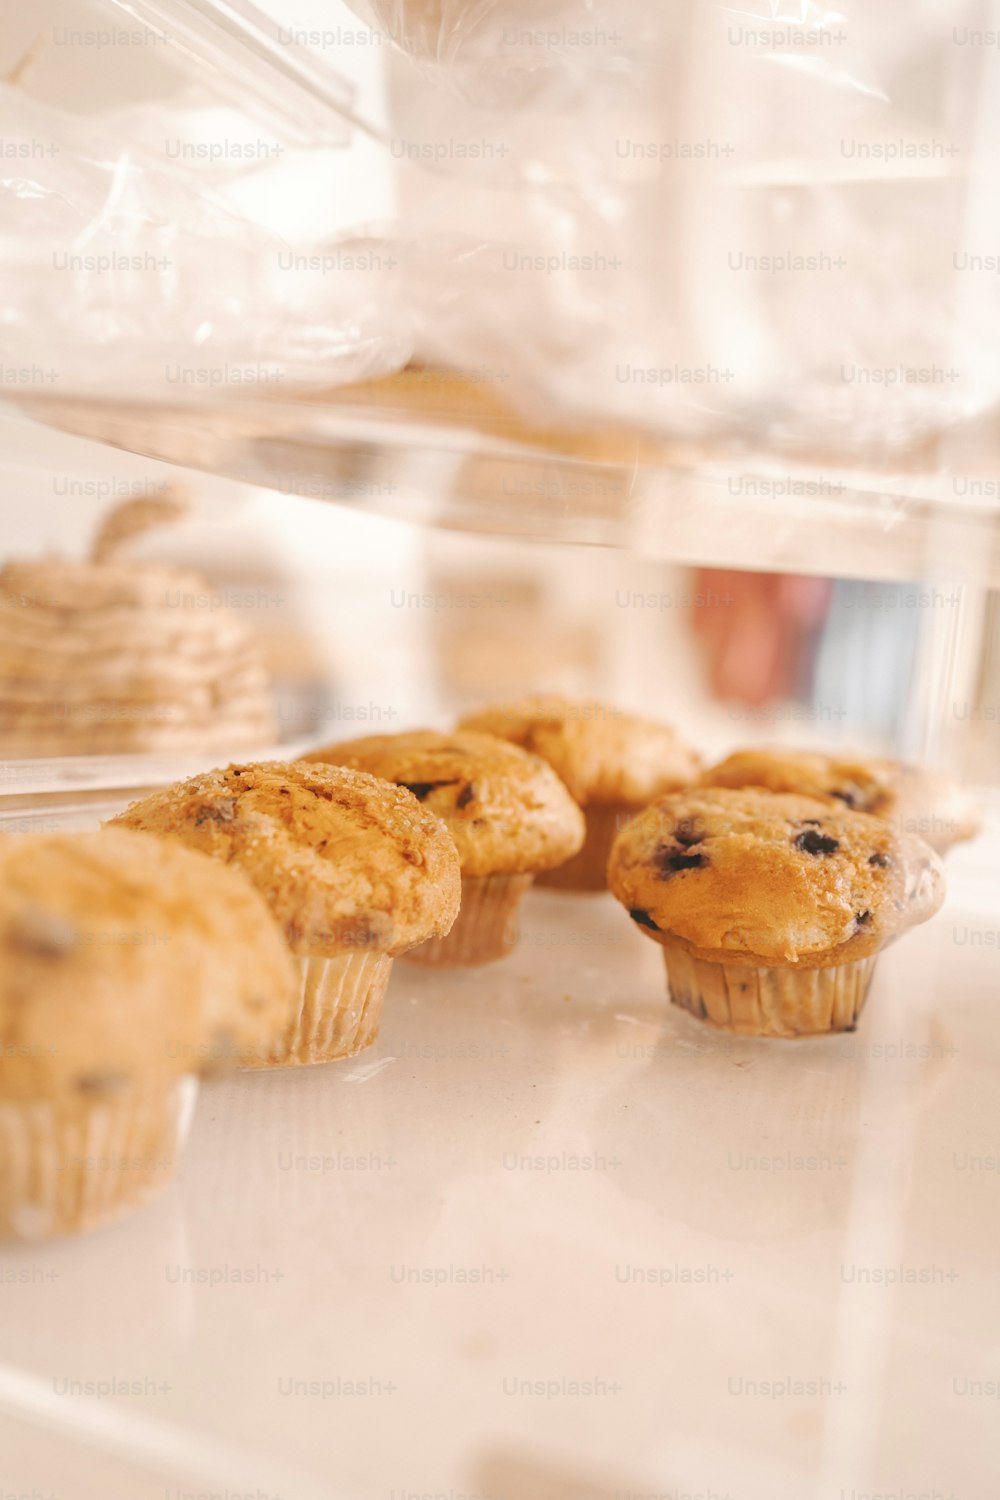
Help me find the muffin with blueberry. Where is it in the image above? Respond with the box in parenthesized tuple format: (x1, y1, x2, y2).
(308, 730, 585, 965)
(110, 761, 461, 1064)
(608, 787, 945, 1038)
(699, 748, 980, 855)
(458, 695, 701, 890)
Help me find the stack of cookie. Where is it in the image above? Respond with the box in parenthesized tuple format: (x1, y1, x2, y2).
(0, 494, 276, 758)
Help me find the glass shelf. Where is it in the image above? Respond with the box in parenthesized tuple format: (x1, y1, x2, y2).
(14, 378, 1000, 585)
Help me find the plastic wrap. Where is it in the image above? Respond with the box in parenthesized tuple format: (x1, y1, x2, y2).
(343, 0, 659, 108)
(345, 0, 880, 103)
(0, 0, 409, 402)
(2, 0, 1000, 461)
(364, 0, 1000, 453)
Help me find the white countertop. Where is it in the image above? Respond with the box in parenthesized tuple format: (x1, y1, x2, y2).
(0, 824, 998, 1500)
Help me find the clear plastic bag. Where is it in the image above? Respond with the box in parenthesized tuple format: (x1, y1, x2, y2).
(0, 0, 408, 400)
(3, 0, 999, 461)
(0, 80, 410, 400)
(365, 0, 1000, 454)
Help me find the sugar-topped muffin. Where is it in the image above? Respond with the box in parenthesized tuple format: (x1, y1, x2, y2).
(110, 760, 461, 1064)
(457, 695, 700, 889)
(0, 829, 295, 1238)
(608, 786, 945, 1038)
(699, 747, 980, 855)
(308, 730, 585, 964)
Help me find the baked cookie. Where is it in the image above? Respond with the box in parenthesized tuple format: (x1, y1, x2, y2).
(608, 787, 945, 1038)
(700, 747, 980, 855)
(0, 493, 276, 757)
(0, 829, 294, 1239)
(110, 760, 461, 1063)
(458, 694, 701, 889)
(308, 730, 585, 965)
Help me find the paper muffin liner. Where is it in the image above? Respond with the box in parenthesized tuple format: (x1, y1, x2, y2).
(661, 943, 879, 1038)
(0, 1075, 198, 1242)
(538, 801, 635, 892)
(247, 952, 393, 1068)
(406, 873, 534, 967)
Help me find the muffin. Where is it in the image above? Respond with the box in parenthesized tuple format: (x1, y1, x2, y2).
(0, 493, 276, 757)
(308, 730, 585, 965)
(110, 761, 461, 1062)
(700, 747, 980, 855)
(0, 829, 295, 1239)
(458, 695, 701, 889)
(608, 787, 945, 1039)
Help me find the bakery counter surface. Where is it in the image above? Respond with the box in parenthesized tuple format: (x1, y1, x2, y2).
(0, 807, 998, 1500)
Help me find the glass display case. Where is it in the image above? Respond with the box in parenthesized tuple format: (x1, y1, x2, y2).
(0, 3, 998, 1498)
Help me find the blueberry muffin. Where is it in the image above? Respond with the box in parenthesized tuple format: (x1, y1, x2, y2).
(308, 730, 585, 965)
(700, 748, 980, 855)
(608, 787, 945, 1038)
(110, 761, 461, 1064)
(458, 695, 701, 890)
(0, 829, 294, 1239)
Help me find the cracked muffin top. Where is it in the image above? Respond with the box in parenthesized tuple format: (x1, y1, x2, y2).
(109, 760, 461, 957)
(308, 730, 585, 877)
(457, 694, 701, 807)
(699, 747, 980, 854)
(608, 787, 945, 968)
(0, 828, 295, 1098)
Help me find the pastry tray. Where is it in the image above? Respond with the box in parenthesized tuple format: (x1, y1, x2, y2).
(0, 791, 998, 1499)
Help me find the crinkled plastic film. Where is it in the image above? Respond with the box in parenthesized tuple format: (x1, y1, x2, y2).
(349, 0, 1000, 454)
(0, 0, 410, 404)
(2, 0, 999, 458)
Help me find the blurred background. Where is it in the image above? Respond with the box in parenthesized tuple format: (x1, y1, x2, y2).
(1, 0, 998, 792)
